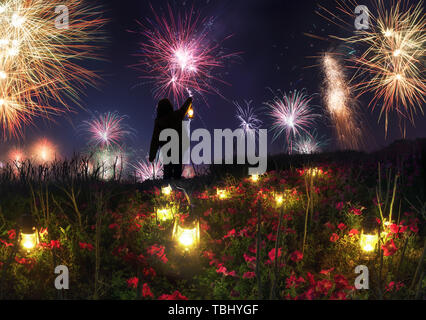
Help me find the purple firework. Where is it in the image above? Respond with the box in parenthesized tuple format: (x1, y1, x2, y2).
(265, 90, 319, 154)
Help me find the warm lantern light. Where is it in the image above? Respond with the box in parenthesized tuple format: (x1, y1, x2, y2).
(20, 214, 39, 252)
(250, 174, 259, 183)
(217, 188, 228, 200)
(275, 194, 283, 206)
(187, 106, 194, 119)
(172, 218, 200, 251)
(306, 167, 322, 177)
(157, 207, 174, 222)
(360, 233, 378, 253)
(21, 233, 38, 250)
(162, 185, 172, 196)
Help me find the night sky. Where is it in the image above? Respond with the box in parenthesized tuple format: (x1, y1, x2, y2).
(2, 0, 425, 159)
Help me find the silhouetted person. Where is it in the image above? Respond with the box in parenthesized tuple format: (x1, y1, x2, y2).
(149, 97, 193, 180)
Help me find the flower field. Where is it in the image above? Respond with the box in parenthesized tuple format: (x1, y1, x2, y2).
(0, 143, 425, 300)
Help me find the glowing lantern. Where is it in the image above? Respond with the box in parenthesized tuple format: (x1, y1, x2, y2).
(275, 194, 283, 206)
(187, 105, 194, 119)
(250, 174, 259, 183)
(156, 207, 174, 222)
(20, 214, 39, 252)
(360, 233, 378, 253)
(172, 218, 200, 252)
(216, 188, 228, 200)
(162, 185, 172, 196)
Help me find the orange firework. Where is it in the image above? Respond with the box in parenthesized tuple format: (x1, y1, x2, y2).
(8, 146, 24, 163)
(321, 52, 364, 150)
(0, 0, 107, 139)
(31, 138, 57, 163)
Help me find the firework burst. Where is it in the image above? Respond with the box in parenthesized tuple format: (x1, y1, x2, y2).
(133, 158, 163, 182)
(133, 5, 237, 104)
(81, 112, 134, 149)
(318, 0, 426, 134)
(8, 146, 24, 163)
(294, 131, 329, 154)
(322, 52, 364, 150)
(235, 100, 263, 136)
(31, 138, 57, 163)
(265, 90, 320, 154)
(91, 147, 127, 180)
(0, 0, 106, 139)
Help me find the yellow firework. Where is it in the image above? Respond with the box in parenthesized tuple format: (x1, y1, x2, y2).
(321, 52, 364, 150)
(318, 0, 425, 134)
(0, 0, 106, 139)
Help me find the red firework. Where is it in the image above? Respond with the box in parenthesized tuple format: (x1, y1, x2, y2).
(132, 5, 237, 104)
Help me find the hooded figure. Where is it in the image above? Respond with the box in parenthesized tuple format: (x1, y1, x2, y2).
(149, 97, 193, 180)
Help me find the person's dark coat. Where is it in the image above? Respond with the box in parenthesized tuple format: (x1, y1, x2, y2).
(149, 97, 192, 163)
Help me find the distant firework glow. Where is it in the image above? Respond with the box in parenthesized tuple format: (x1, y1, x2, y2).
(31, 138, 57, 163)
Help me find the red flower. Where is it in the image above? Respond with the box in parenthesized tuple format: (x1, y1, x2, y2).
(324, 222, 335, 230)
(390, 223, 407, 234)
(242, 272, 256, 279)
(334, 274, 349, 289)
(142, 283, 154, 298)
(7, 229, 16, 240)
(109, 223, 119, 230)
(223, 229, 236, 239)
(290, 250, 303, 263)
(50, 240, 61, 249)
(330, 233, 339, 242)
(319, 267, 335, 275)
(147, 244, 168, 264)
(348, 229, 359, 237)
(79, 242, 94, 251)
(316, 279, 333, 295)
(202, 250, 215, 260)
(127, 277, 139, 288)
(268, 248, 282, 262)
(158, 291, 188, 300)
(335, 202, 344, 211)
(350, 207, 363, 215)
(382, 239, 398, 256)
(0, 239, 13, 247)
(337, 223, 346, 231)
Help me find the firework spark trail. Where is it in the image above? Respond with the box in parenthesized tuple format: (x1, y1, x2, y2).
(235, 100, 263, 137)
(133, 158, 163, 182)
(0, 0, 106, 139)
(318, 0, 426, 134)
(133, 5, 238, 104)
(322, 52, 364, 150)
(265, 89, 319, 154)
(81, 112, 134, 149)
